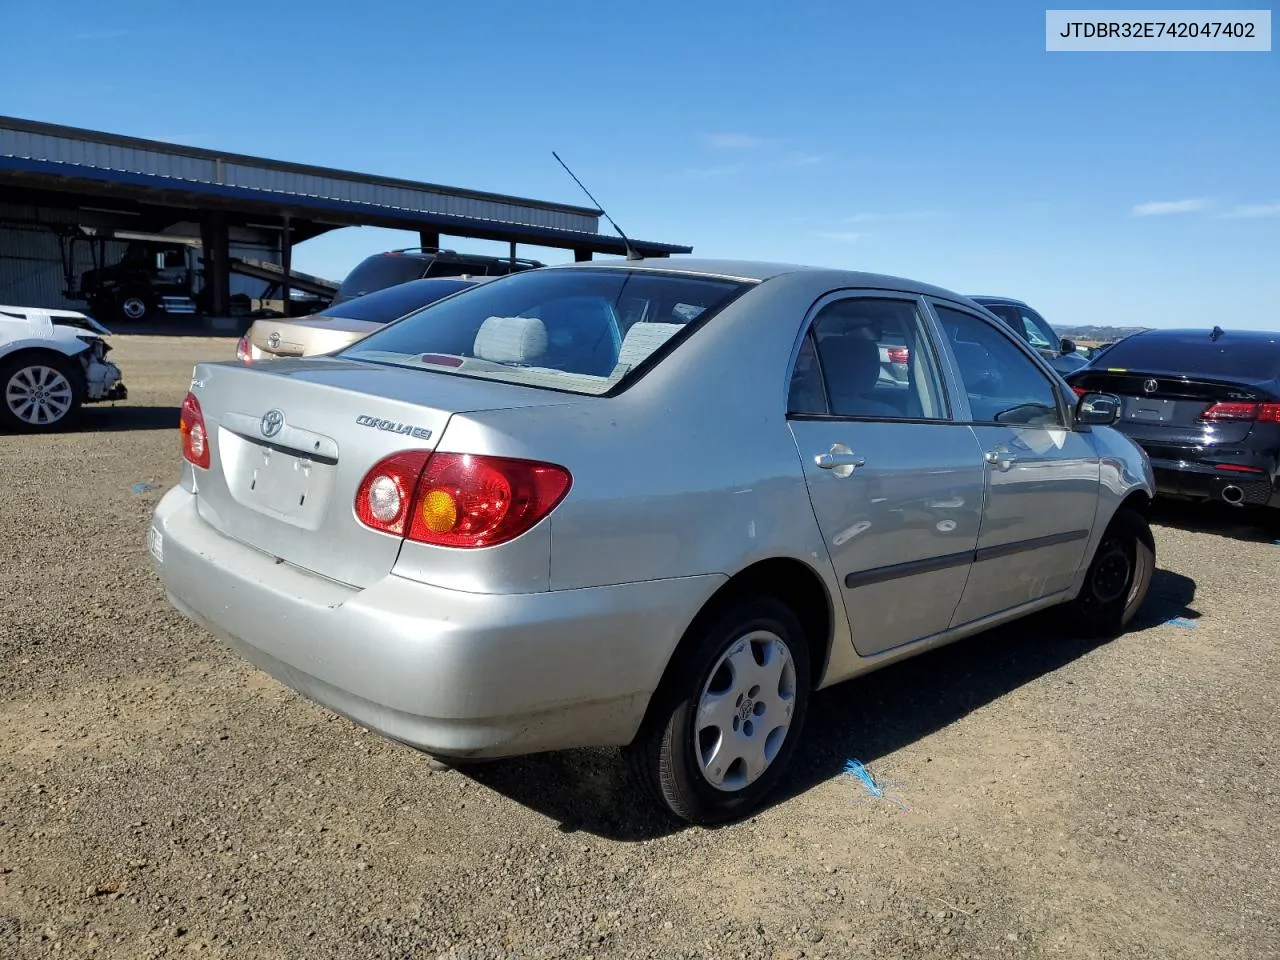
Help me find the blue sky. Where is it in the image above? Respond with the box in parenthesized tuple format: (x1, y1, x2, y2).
(2, 1, 1277, 329)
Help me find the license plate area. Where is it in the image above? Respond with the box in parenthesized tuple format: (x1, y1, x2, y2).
(220, 430, 335, 530)
(1122, 397, 1177, 422)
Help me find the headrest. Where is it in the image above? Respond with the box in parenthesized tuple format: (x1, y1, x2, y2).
(473, 315, 548, 365)
(617, 322, 683, 369)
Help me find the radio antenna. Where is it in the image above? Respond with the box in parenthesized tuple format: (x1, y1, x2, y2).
(552, 151, 642, 261)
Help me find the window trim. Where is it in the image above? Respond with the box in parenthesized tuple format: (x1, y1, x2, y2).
(783, 289, 955, 424)
(925, 297, 1074, 429)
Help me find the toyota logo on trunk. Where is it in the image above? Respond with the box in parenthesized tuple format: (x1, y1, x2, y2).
(267, 332, 281, 349)
(1143, 378, 1159, 393)
(260, 409, 285, 438)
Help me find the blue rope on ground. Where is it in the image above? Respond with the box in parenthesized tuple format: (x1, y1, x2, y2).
(844, 758, 908, 811)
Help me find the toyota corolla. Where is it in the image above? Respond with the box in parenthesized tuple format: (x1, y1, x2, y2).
(149, 259, 1155, 823)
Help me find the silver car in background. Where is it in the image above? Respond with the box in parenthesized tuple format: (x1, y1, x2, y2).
(149, 259, 1155, 824)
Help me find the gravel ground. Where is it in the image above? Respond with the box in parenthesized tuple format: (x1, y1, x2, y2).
(1, 335, 1278, 960)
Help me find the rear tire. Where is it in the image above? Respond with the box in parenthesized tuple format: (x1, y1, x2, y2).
(1065, 507, 1154, 638)
(0, 353, 84, 433)
(625, 596, 811, 825)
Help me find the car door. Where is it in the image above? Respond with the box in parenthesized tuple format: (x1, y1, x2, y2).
(786, 292, 988, 656)
(928, 300, 1101, 627)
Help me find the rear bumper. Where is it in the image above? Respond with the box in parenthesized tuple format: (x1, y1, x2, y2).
(148, 487, 722, 759)
(1148, 457, 1279, 507)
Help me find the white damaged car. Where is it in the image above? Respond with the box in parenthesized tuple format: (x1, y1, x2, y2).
(0, 304, 127, 432)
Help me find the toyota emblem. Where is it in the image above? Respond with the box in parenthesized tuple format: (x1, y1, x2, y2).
(260, 409, 285, 438)
(267, 331, 281, 349)
(1143, 378, 1158, 394)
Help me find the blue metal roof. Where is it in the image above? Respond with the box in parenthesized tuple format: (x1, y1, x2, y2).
(0, 116, 692, 256)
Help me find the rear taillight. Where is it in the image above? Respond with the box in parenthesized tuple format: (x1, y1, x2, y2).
(1071, 385, 1089, 398)
(886, 346, 909, 365)
(354, 452, 572, 548)
(235, 335, 252, 364)
(179, 392, 211, 469)
(1199, 402, 1280, 423)
(354, 450, 432, 537)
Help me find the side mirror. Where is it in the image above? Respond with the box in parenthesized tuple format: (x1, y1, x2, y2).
(1060, 337, 1076, 356)
(1075, 391, 1121, 426)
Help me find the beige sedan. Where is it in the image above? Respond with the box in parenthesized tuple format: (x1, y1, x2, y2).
(236, 276, 485, 362)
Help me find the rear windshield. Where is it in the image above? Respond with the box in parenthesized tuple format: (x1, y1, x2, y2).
(317, 278, 475, 323)
(1097, 332, 1280, 381)
(339, 267, 753, 396)
(336, 255, 429, 300)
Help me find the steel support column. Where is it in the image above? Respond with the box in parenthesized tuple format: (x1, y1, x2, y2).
(199, 211, 231, 317)
(418, 229, 440, 250)
(574, 248, 593, 262)
(281, 213, 293, 316)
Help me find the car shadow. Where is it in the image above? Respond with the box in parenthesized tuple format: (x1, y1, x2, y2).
(1149, 499, 1280, 544)
(463, 567, 1198, 841)
(76, 405, 180, 433)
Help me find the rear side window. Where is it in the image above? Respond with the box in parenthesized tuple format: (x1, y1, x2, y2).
(336, 255, 428, 299)
(789, 297, 948, 419)
(340, 268, 752, 396)
(1096, 333, 1280, 381)
(318, 279, 474, 323)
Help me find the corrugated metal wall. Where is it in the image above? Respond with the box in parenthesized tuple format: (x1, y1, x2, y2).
(1, 125, 600, 233)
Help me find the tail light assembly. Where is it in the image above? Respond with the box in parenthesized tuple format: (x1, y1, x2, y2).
(886, 346, 910, 365)
(1199, 401, 1280, 423)
(179, 392, 211, 469)
(355, 451, 572, 548)
(235, 335, 253, 364)
(1071, 385, 1089, 398)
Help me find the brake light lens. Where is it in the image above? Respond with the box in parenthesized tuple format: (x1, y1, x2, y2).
(1200, 402, 1280, 423)
(235, 335, 252, 363)
(1071, 385, 1089, 398)
(353, 452, 572, 548)
(179, 392, 211, 469)
(886, 346, 910, 365)
(408, 454, 572, 548)
(1214, 463, 1265, 474)
(354, 450, 432, 537)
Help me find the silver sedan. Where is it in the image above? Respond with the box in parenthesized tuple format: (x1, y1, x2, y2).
(148, 259, 1155, 824)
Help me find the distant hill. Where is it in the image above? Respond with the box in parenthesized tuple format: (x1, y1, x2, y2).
(1052, 325, 1150, 343)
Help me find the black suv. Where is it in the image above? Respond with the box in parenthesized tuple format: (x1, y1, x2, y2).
(332, 247, 544, 306)
(969, 295, 1087, 376)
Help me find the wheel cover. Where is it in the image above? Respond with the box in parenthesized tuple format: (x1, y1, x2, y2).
(122, 297, 147, 320)
(6, 365, 73, 425)
(1088, 534, 1133, 606)
(695, 630, 798, 793)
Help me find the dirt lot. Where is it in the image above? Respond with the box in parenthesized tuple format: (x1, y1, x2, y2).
(1, 335, 1277, 960)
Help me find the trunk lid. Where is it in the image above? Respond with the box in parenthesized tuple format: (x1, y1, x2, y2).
(187, 357, 571, 587)
(249, 315, 381, 359)
(1072, 368, 1270, 448)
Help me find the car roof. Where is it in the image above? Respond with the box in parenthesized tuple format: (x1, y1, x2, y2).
(967, 295, 1030, 307)
(1122, 327, 1280, 343)
(542, 257, 976, 300)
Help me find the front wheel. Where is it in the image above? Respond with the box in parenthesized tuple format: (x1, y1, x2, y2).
(625, 596, 811, 825)
(0, 353, 83, 433)
(1065, 507, 1155, 638)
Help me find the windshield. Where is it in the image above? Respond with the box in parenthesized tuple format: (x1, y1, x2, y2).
(317, 278, 475, 323)
(335, 255, 428, 300)
(1096, 332, 1280, 381)
(339, 267, 753, 396)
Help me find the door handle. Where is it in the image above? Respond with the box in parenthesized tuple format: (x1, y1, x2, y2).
(815, 444, 865, 478)
(984, 445, 1016, 470)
